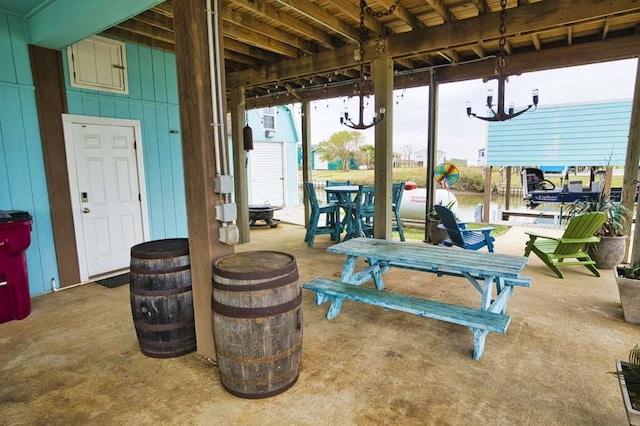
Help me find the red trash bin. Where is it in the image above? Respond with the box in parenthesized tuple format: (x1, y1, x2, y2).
(0, 210, 33, 323)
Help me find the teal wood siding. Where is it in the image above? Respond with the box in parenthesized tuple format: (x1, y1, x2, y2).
(245, 106, 300, 206)
(487, 101, 632, 166)
(64, 42, 188, 240)
(0, 13, 59, 296)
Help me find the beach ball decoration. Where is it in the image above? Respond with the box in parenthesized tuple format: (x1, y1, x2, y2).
(434, 162, 459, 188)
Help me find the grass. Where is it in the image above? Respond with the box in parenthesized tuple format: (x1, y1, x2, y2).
(402, 223, 510, 242)
(308, 166, 625, 191)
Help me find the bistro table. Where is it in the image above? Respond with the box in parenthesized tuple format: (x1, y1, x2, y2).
(324, 185, 373, 240)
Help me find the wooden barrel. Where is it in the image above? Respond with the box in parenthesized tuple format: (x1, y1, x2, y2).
(212, 251, 302, 399)
(130, 238, 195, 358)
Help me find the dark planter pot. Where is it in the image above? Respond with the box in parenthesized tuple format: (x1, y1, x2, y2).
(428, 219, 448, 245)
(588, 235, 627, 270)
(616, 360, 640, 425)
(615, 267, 640, 325)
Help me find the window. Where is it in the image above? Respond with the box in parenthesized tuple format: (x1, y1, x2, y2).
(67, 36, 128, 94)
(262, 107, 276, 136)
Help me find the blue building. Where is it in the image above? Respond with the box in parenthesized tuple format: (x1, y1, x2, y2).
(486, 100, 632, 167)
(0, 6, 298, 296)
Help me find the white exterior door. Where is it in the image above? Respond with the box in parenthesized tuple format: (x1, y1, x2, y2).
(250, 142, 285, 206)
(64, 116, 148, 280)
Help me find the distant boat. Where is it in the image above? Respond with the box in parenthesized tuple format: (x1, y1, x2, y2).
(399, 187, 458, 220)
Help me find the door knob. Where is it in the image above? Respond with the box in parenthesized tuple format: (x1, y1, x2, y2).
(82, 208, 91, 213)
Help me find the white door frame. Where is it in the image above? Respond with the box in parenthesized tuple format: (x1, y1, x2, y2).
(62, 114, 150, 282)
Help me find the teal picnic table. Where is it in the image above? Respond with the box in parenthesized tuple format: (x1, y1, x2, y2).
(303, 237, 531, 360)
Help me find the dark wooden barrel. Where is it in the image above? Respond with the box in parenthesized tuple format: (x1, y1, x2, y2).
(130, 238, 195, 358)
(212, 251, 302, 399)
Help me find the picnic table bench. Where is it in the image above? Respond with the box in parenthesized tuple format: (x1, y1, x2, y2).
(302, 238, 531, 360)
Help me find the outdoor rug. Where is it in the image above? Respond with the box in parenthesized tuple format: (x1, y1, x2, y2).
(96, 273, 130, 288)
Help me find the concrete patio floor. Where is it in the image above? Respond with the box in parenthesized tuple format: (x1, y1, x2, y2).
(1, 222, 638, 425)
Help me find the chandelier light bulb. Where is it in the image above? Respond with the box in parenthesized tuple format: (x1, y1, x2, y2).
(486, 89, 494, 107)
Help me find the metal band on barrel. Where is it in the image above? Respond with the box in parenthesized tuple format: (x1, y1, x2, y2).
(134, 320, 195, 331)
(130, 263, 190, 274)
(211, 291, 302, 318)
(130, 284, 192, 297)
(212, 269, 299, 292)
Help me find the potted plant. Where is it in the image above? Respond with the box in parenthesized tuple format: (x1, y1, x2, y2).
(614, 345, 640, 425)
(427, 201, 455, 245)
(565, 189, 632, 269)
(616, 263, 640, 325)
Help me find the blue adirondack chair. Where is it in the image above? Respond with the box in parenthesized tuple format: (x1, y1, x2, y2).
(434, 204, 495, 252)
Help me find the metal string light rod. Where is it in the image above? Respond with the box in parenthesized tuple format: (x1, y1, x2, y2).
(340, 0, 399, 130)
(466, 0, 539, 122)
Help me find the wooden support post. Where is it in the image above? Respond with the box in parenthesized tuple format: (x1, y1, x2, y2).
(483, 166, 492, 223)
(626, 59, 640, 265)
(604, 166, 614, 195)
(230, 86, 250, 243)
(173, 0, 233, 359)
(505, 166, 512, 211)
(425, 70, 438, 242)
(28, 45, 80, 286)
(301, 100, 312, 227)
(372, 55, 393, 240)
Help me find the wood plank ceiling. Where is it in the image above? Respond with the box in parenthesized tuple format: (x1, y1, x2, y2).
(103, 0, 640, 108)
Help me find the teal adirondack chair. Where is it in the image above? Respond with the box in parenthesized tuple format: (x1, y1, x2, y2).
(523, 211, 606, 278)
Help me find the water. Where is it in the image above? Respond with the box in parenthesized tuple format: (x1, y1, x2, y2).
(303, 184, 560, 224)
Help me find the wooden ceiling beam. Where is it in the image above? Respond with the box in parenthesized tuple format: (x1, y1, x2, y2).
(424, 0, 456, 23)
(471, 44, 486, 58)
(223, 37, 280, 62)
(470, 0, 488, 15)
(395, 58, 414, 69)
(531, 33, 541, 50)
(245, 34, 640, 108)
(324, 0, 385, 35)
(224, 21, 300, 58)
(375, 0, 424, 30)
(385, 0, 640, 58)
(114, 20, 175, 44)
(406, 34, 640, 86)
(224, 49, 261, 66)
(226, 0, 335, 49)
(220, 7, 315, 53)
(131, 10, 173, 32)
(150, 1, 173, 18)
(271, 0, 361, 42)
(102, 27, 174, 51)
(229, 0, 640, 88)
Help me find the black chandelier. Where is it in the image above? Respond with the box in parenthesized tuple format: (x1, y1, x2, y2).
(340, 0, 397, 130)
(466, 0, 539, 122)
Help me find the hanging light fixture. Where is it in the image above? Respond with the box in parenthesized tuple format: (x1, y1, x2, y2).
(340, 0, 395, 130)
(466, 0, 539, 121)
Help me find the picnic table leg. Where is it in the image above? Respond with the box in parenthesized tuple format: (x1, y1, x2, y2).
(368, 257, 385, 290)
(314, 292, 331, 305)
(340, 255, 358, 282)
(480, 276, 494, 311)
(326, 298, 344, 319)
(472, 329, 489, 360)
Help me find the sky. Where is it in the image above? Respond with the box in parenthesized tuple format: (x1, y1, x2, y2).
(291, 58, 638, 162)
